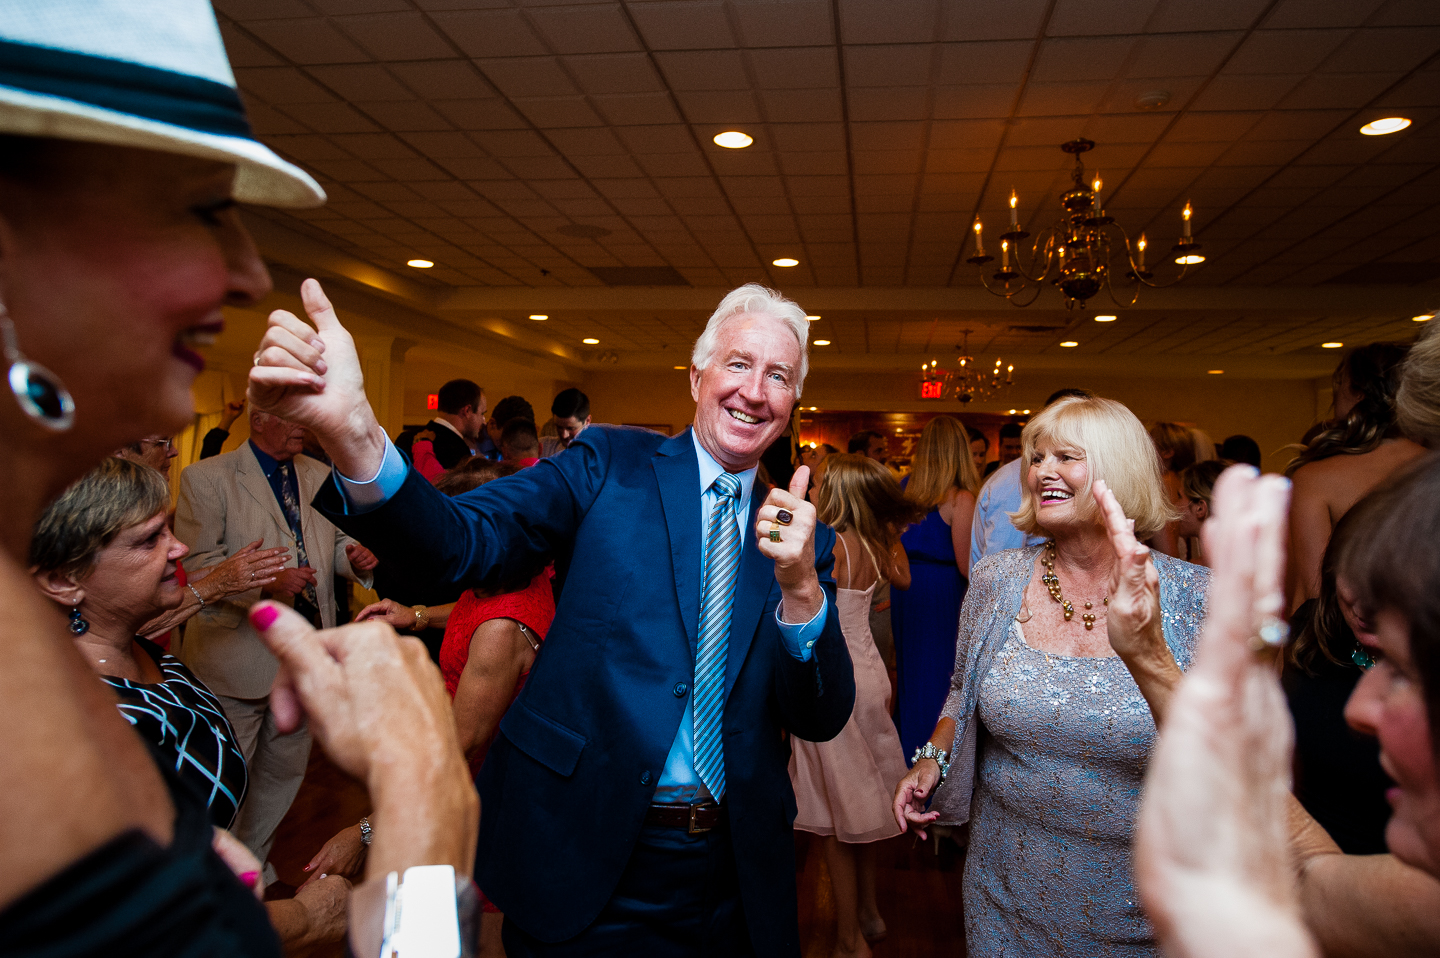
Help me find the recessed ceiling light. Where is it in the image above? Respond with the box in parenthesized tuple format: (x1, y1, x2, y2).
(1008, 409, 1017, 414)
(1060, 341, 1079, 347)
(808, 406, 818, 411)
(673, 365, 687, 370)
(1094, 314, 1117, 322)
(1175, 254, 1206, 265)
(713, 131, 754, 149)
(582, 338, 600, 345)
(1321, 342, 1344, 349)
(1022, 409, 1031, 414)
(1208, 369, 1224, 375)
(1360, 117, 1411, 136)
(529, 314, 548, 321)
(773, 257, 799, 267)
(1414, 313, 1435, 322)
(407, 258, 434, 268)
(813, 339, 831, 346)
(806, 315, 821, 321)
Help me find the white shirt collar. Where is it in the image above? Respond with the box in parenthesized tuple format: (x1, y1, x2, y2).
(691, 429, 758, 510)
(431, 416, 475, 451)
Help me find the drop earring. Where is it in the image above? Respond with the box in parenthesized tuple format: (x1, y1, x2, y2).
(2, 303, 75, 432)
(69, 605, 89, 635)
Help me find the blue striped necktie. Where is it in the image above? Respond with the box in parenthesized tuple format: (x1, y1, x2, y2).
(693, 470, 742, 800)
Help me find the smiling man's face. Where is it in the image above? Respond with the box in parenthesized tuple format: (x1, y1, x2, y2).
(690, 313, 799, 472)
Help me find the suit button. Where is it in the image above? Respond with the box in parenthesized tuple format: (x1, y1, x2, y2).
(640, 771, 652, 785)
(673, 682, 688, 697)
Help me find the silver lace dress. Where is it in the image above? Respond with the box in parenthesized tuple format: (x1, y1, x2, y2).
(929, 546, 1209, 956)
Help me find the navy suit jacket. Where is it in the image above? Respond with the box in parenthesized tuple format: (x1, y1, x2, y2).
(315, 425, 855, 954)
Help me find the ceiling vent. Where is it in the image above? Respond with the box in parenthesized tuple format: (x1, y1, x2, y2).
(587, 266, 691, 286)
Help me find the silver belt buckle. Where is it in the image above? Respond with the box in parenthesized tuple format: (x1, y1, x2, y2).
(688, 804, 712, 835)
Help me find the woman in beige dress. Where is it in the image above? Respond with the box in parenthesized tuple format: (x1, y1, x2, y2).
(790, 454, 922, 958)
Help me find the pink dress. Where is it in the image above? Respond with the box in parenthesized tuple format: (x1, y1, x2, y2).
(789, 535, 909, 844)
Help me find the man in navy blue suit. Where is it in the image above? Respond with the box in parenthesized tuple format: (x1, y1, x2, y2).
(251, 279, 856, 957)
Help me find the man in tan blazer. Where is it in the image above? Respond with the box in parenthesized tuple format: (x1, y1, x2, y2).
(175, 409, 376, 882)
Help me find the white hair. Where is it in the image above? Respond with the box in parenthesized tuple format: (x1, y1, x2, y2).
(690, 284, 810, 398)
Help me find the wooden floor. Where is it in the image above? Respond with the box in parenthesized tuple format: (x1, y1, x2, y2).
(269, 750, 967, 957)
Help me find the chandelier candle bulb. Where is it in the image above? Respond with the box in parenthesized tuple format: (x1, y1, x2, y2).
(1091, 174, 1102, 209)
(1001, 239, 1009, 270)
(974, 221, 985, 255)
(1182, 203, 1192, 240)
(1009, 190, 1019, 228)
(1137, 233, 1147, 270)
(1007, 364, 1013, 382)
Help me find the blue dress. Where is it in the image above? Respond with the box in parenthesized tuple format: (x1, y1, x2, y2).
(891, 506, 965, 759)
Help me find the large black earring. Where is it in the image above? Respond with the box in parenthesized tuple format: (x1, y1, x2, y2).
(3, 305, 75, 433)
(69, 605, 89, 635)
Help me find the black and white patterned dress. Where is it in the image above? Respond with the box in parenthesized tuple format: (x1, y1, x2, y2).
(102, 638, 249, 829)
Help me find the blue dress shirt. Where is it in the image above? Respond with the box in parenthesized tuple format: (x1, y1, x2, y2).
(333, 432, 827, 803)
(969, 457, 1045, 568)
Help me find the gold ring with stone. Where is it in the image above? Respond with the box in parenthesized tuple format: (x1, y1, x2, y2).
(768, 524, 781, 543)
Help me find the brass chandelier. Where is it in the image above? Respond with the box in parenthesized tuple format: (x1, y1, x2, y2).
(920, 331, 1015, 404)
(967, 139, 1204, 309)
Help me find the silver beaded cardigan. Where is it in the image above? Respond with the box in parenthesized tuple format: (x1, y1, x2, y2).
(928, 544, 1210, 826)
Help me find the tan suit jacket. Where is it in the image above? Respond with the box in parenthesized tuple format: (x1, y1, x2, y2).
(174, 443, 371, 698)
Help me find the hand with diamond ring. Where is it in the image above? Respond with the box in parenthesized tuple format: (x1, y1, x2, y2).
(1094, 477, 1181, 724)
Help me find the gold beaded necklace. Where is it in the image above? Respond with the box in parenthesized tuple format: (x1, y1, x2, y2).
(1040, 540, 1108, 630)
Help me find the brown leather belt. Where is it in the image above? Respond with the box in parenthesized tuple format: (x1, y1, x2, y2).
(645, 801, 725, 834)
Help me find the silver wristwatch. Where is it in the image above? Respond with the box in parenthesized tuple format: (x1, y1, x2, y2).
(912, 742, 951, 784)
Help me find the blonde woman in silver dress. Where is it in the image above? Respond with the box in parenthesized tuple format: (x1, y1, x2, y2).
(893, 396, 1209, 956)
(790, 454, 922, 958)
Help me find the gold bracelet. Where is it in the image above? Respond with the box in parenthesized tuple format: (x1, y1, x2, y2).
(412, 605, 430, 631)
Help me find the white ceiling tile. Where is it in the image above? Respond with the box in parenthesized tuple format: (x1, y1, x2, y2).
(246, 18, 369, 64)
(1099, 77, 1205, 113)
(1190, 73, 1302, 111)
(769, 123, 847, 153)
(1016, 81, 1110, 116)
(1146, 0, 1273, 32)
(851, 121, 927, 151)
(1166, 110, 1263, 141)
(237, 67, 337, 104)
(837, 0, 936, 44)
(1214, 138, 1309, 165)
(430, 10, 548, 58)
(308, 65, 413, 102)
(1126, 32, 1242, 77)
(330, 132, 418, 159)
(1257, 109, 1350, 139)
(1371, 0, 1440, 27)
(628, 1, 737, 49)
(779, 152, 849, 176)
(732, 0, 836, 47)
(654, 51, 749, 91)
(592, 93, 686, 125)
(390, 61, 496, 100)
(844, 45, 931, 87)
(931, 84, 1017, 118)
(524, 6, 643, 55)
(280, 102, 381, 133)
(1223, 29, 1350, 75)
(760, 89, 845, 123)
(565, 54, 666, 95)
(1264, 0, 1386, 29)
(676, 90, 763, 124)
(750, 47, 841, 90)
(471, 129, 558, 157)
(476, 58, 580, 97)
(1279, 72, 1401, 110)
(923, 148, 997, 172)
(1032, 37, 1139, 82)
(929, 118, 1007, 150)
(849, 87, 930, 122)
(853, 150, 923, 174)
(936, 41, 1033, 86)
(219, 23, 285, 67)
(1048, 0, 1162, 37)
(617, 125, 698, 152)
(431, 99, 529, 130)
(335, 13, 456, 60)
(1322, 27, 1440, 73)
(357, 100, 452, 131)
(546, 127, 628, 155)
(512, 96, 608, 127)
(637, 153, 711, 177)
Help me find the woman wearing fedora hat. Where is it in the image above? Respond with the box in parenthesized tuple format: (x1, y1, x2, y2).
(0, 3, 476, 955)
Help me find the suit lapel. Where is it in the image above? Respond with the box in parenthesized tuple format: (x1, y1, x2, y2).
(653, 428, 702, 654)
(236, 444, 293, 538)
(724, 482, 771, 700)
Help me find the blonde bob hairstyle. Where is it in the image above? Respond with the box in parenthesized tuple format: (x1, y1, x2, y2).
(1008, 396, 1177, 540)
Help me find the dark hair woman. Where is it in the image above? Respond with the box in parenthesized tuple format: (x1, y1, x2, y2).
(0, 5, 475, 954)
(1286, 343, 1424, 612)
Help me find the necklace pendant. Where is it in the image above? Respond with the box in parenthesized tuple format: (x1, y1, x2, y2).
(1082, 613, 1096, 630)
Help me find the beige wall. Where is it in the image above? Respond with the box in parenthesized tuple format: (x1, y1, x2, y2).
(582, 368, 1322, 475)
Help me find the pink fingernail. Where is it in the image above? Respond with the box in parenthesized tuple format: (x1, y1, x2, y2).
(241, 870, 260, 889)
(250, 605, 280, 630)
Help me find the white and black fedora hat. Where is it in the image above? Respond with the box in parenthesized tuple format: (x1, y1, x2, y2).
(0, 0, 324, 208)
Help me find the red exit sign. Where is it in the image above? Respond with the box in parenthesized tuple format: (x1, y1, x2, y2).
(920, 381, 943, 399)
(426, 393, 439, 410)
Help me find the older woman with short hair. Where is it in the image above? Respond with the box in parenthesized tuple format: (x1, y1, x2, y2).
(894, 395, 1209, 956)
